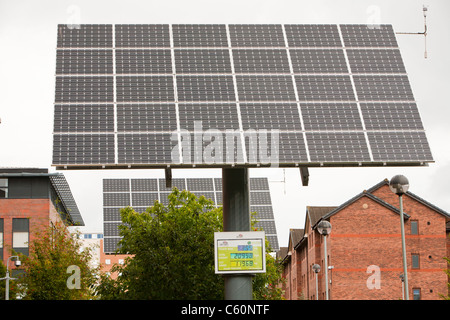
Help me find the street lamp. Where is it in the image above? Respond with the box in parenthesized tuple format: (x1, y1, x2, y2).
(312, 264, 321, 300)
(389, 175, 409, 300)
(0, 255, 21, 300)
(317, 220, 332, 300)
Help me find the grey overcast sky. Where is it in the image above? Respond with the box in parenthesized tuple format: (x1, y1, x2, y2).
(0, 0, 449, 248)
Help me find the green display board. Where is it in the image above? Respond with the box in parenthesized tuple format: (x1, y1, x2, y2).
(214, 231, 266, 274)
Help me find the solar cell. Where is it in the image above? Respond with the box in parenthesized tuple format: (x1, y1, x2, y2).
(178, 103, 239, 131)
(55, 76, 114, 103)
(236, 75, 297, 101)
(295, 75, 355, 101)
(53, 24, 433, 168)
(186, 177, 214, 191)
(117, 104, 177, 132)
(284, 24, 341, 47)
(172, 24, 228, 47)
(360, 102, 424, 130)
(116, 76, 174, 102)
(103, 179, 130, 192)
(306, 132, 371, 162)
(245, 131, 308, 164)
(103, 193, 130, 207)
(57, 24, 113, 48)
(103, 207, 121, 221)
(368, 131, 433, 162)
(53, 134, 115, 164)
(239, 103, 302, 131)
(340, 24, 398, 47)
(131, 178, 159, 191)
(117, 133, 175, 164)
(115, 24, 170, 48)
(301, 103, 363, 131)
(132, 192, 159, 206)
(353, 75, 414, 101)
(346, 49, 406, 73)
(115, 49, 172, 74)
(175, 49, 232, 73)
(232, 49, 290, 73)
(176, 75, 235, 102)
(229, 24, 285, 47)
(56, 50, 113, 74)
(53, 104, 114, 133)
(289, 49, 347, 73)
(159, 178, 186, 191)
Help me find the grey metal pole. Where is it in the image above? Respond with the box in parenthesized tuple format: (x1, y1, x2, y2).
(222, 167, 252, 300)
(323, 235, 329, 300)
(399, 195, 409, 300)
(5, 271, 9, 300)
(315, 273, 318, 300)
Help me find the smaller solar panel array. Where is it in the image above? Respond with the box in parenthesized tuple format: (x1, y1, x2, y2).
(103, 177, 278, 253)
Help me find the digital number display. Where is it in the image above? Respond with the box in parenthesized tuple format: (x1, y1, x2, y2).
(230, 253, 253, 259)
(237, 245, 253, 251)
(231, 260, 254, 267)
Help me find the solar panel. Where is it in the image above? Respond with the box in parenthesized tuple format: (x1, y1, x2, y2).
(53, 24, 433, 169)
(103, 177, 279, 252)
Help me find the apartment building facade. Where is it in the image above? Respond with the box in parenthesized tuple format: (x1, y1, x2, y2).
(0, 168, 83, 267)
(279, 179, 450, 300)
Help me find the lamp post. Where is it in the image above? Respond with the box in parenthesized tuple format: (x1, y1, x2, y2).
(0, 255, 21, 300)
(389, 175, 410, 300)
(312, 264, 321, 300)
(317, 220, 332, 300)
(399, 274, 405, 300)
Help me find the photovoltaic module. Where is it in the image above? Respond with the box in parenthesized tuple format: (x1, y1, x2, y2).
(52, 24, 433, 169)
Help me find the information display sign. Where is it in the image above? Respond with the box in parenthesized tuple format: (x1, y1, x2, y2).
(214, 231, 266, 274)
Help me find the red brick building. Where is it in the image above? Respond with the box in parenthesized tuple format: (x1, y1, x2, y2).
(279, 179, 450, 300)
(0, 168, 83, 267)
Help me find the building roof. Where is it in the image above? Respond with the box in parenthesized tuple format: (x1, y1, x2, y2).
(289, 228, 304, 248)
(307, 206, 337, 227)
(318, 179, 449, 227)
(0, 168, 84, 226)
(368, 179, 450, 219)
(276, 247, 288, 262)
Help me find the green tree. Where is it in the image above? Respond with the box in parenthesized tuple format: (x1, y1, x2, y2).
(252, 237, 285, 300)
(17, 221, 98, 300)
(97, 188, 284, 300)
(439, 257, 450, 300)
(99, 188, 223, 299)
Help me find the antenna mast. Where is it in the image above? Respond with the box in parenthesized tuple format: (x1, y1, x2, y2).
(396, 5, 428, 58)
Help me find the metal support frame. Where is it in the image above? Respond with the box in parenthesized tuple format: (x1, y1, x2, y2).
(222, 167, 253, 300)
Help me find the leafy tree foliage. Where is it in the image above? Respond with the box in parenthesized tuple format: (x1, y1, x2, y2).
(440, 257, 450, 300)
(17, 221, 98, 300)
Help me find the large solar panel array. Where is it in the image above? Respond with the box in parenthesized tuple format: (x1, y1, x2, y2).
(103, 177, 279, 253)
(53, 24, 433, 168)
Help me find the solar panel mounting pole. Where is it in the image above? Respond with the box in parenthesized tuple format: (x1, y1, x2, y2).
(222, 167, 253, 300)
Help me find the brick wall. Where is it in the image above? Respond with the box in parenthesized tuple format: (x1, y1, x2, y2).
(283, 183, 449, 300)
(329, 185, 448, 300)
(0, 198, 65, 265)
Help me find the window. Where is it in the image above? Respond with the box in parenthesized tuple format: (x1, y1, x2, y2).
(0, 178, 8, 198)
(411, 220, 418, 235)
(413, 288, 421, 300)
(13, 218, 29, 256)
(412, 254, 420, 269)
